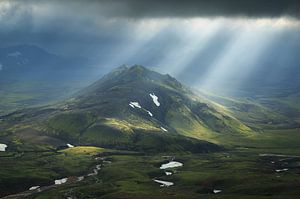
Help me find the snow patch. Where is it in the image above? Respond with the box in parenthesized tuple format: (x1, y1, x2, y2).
(67, 143, 74, 148)
(55, 178, 68, 185)
(165, 171, 172, 176)
(0, 143, 7, 151)
(154, 179, 174, 187)
(77, 176, 84, 181)
(160, 127, 168, 132)
(29, 186, 40, 191)
(213, 189, 222, 194)
(275, 168, 289, 172)
(149, 93, 160, 106)
(160, 161, 183, 169)
(129, 102, 141, 109)
(147, 110, 153, 117)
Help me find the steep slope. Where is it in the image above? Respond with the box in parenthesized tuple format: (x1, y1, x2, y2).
(71, 65, 251, 136)
(45, 65, 251, 145)
(0, 65, 252, 152)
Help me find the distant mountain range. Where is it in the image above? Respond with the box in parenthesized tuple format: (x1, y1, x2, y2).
(0, 45, 104, 114)
(0, 45, 89, 80)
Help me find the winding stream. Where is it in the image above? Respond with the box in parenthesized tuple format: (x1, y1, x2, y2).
(1, 157, 110, 199)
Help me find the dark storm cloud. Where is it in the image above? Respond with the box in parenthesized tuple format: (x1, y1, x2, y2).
(2, 0, 300, 20)
(91, 0, 300, 19)
(1, 0, 300, 39)
(1, 0, 300, 62)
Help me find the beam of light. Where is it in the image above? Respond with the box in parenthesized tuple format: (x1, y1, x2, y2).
(157, 18, 224, 76)
(150, 16, 300, 87)
(0, 1, 14, 15)
(91, 16, 300, 80)
(194, 17, 295, 94)
(102, 19, 170, 68)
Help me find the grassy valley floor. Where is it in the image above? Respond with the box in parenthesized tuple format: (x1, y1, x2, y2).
(0, 128, 300, 199)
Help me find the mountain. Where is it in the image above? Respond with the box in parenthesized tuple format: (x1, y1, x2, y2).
(0, 44, 88, 80)
(0, 65, 252, 153)
(0, 45, 104, 115)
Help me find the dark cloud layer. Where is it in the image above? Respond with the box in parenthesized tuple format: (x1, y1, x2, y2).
(0, 0, 299, 63)
(3, 0, 300, 19)
(93, 0, 300, 19)
(0, 0, 299, 57)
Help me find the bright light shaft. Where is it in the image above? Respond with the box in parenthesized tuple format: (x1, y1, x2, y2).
(158, 18, 223, 76)
(196, 17, 296, 92)
(106, 19, 169, 67)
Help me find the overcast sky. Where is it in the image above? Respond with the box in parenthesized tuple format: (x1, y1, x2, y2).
(1, 0, 299, 53)
(1, 0, 300, 93)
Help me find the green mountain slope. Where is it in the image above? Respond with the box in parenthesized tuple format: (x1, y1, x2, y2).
(197, 90, 300, 130)
(0, 65, 253, 152)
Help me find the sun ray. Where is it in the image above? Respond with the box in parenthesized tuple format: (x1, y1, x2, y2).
(195, 17, 291, 94)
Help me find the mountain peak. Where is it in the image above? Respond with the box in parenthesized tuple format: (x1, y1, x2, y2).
(129, 64, 147, 71)
(99, 64, 158, 83)
(113, 64, 129, 72)
(82, 64, 187, 97)
(116, 64, 152, 76)
(112, 64, 148, 72)
(113, 64, 154, 74)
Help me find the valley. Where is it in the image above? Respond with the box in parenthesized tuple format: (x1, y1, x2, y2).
(1, 142, 300, 199)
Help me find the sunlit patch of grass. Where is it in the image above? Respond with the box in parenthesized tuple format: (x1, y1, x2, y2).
(61, 146, 106, 155)
(102, 118, 134, 134)
(125, 115, 161, 132)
